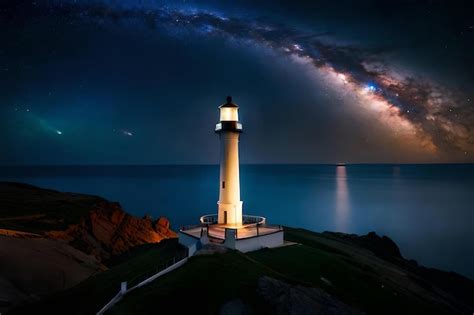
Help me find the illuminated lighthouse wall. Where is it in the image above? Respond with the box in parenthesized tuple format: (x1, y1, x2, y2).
(215, 96, 243, 226)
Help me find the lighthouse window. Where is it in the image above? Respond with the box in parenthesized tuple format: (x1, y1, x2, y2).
(220, 107, 239, 121)
(222, 181, 225, 189)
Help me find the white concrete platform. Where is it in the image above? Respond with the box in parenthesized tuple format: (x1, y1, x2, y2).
(179, 223, 284, 253)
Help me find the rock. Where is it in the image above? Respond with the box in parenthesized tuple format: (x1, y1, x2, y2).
(46, 201, 177, 261)
(322, 231, 402, 261)
(0, 182, 177, 261)
(258, 276, 363, 315)
(363, 232, 402, 260)
(155, 217, 175, 237)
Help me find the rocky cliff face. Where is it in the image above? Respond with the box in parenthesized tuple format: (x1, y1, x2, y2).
(0, 182, 177, 312)
(0, 182, 177, 262)
(46, 201, 177, 261)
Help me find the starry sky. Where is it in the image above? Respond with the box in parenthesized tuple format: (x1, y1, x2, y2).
(1, 0, 473, 164)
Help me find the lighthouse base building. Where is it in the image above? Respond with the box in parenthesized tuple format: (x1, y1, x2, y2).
(179, 97, 284, 253)
(179, 217, 284, 253)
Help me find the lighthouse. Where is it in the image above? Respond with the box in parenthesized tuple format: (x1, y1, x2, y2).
(215, 96, 243, 226)
(178, 96, 283, 254)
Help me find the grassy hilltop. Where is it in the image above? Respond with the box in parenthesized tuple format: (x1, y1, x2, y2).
(0, 182, 104, 233)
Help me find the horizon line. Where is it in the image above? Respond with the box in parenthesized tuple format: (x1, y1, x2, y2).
(0, 163, 473, 167)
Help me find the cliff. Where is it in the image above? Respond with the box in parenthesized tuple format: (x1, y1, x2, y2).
(0, 182, 176, 312)
(0, 182, 176, 261)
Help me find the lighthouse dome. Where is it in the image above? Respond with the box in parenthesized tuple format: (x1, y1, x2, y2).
(219, 96, 239, 108)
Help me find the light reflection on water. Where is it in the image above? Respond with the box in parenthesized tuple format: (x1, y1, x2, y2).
(335, 165, 350, 232)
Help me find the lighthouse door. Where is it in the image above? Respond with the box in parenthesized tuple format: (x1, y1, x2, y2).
(224, 211, 227, 224)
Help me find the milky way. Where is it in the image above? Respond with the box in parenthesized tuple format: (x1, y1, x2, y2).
(39, 0, 473, 157)
(2, 1, 473, 163)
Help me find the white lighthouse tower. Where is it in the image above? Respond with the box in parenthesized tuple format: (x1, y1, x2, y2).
(215, 96, 243, 226)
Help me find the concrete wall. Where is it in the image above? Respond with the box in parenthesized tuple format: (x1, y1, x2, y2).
(180, 227, 284, 254)
(231, 231, 284, 253)
(178, 232, 199, 248)
(223, 228, 236, 249)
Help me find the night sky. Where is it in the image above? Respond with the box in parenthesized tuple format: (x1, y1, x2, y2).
(1, 0, 473, 164)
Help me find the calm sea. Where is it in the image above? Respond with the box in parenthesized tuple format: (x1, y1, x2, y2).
(0, 164, 473, 279)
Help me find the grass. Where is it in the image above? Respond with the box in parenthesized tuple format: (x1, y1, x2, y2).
(249, 244, 424, 314)
(11, 227, 462, 315)
(109, 227, 453, 315)
(110, 250, 278, 315)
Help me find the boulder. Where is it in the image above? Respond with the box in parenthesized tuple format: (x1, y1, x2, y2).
(258, 276, 363, 315)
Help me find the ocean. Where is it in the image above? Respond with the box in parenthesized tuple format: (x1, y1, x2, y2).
(1, 164, 473, 279)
